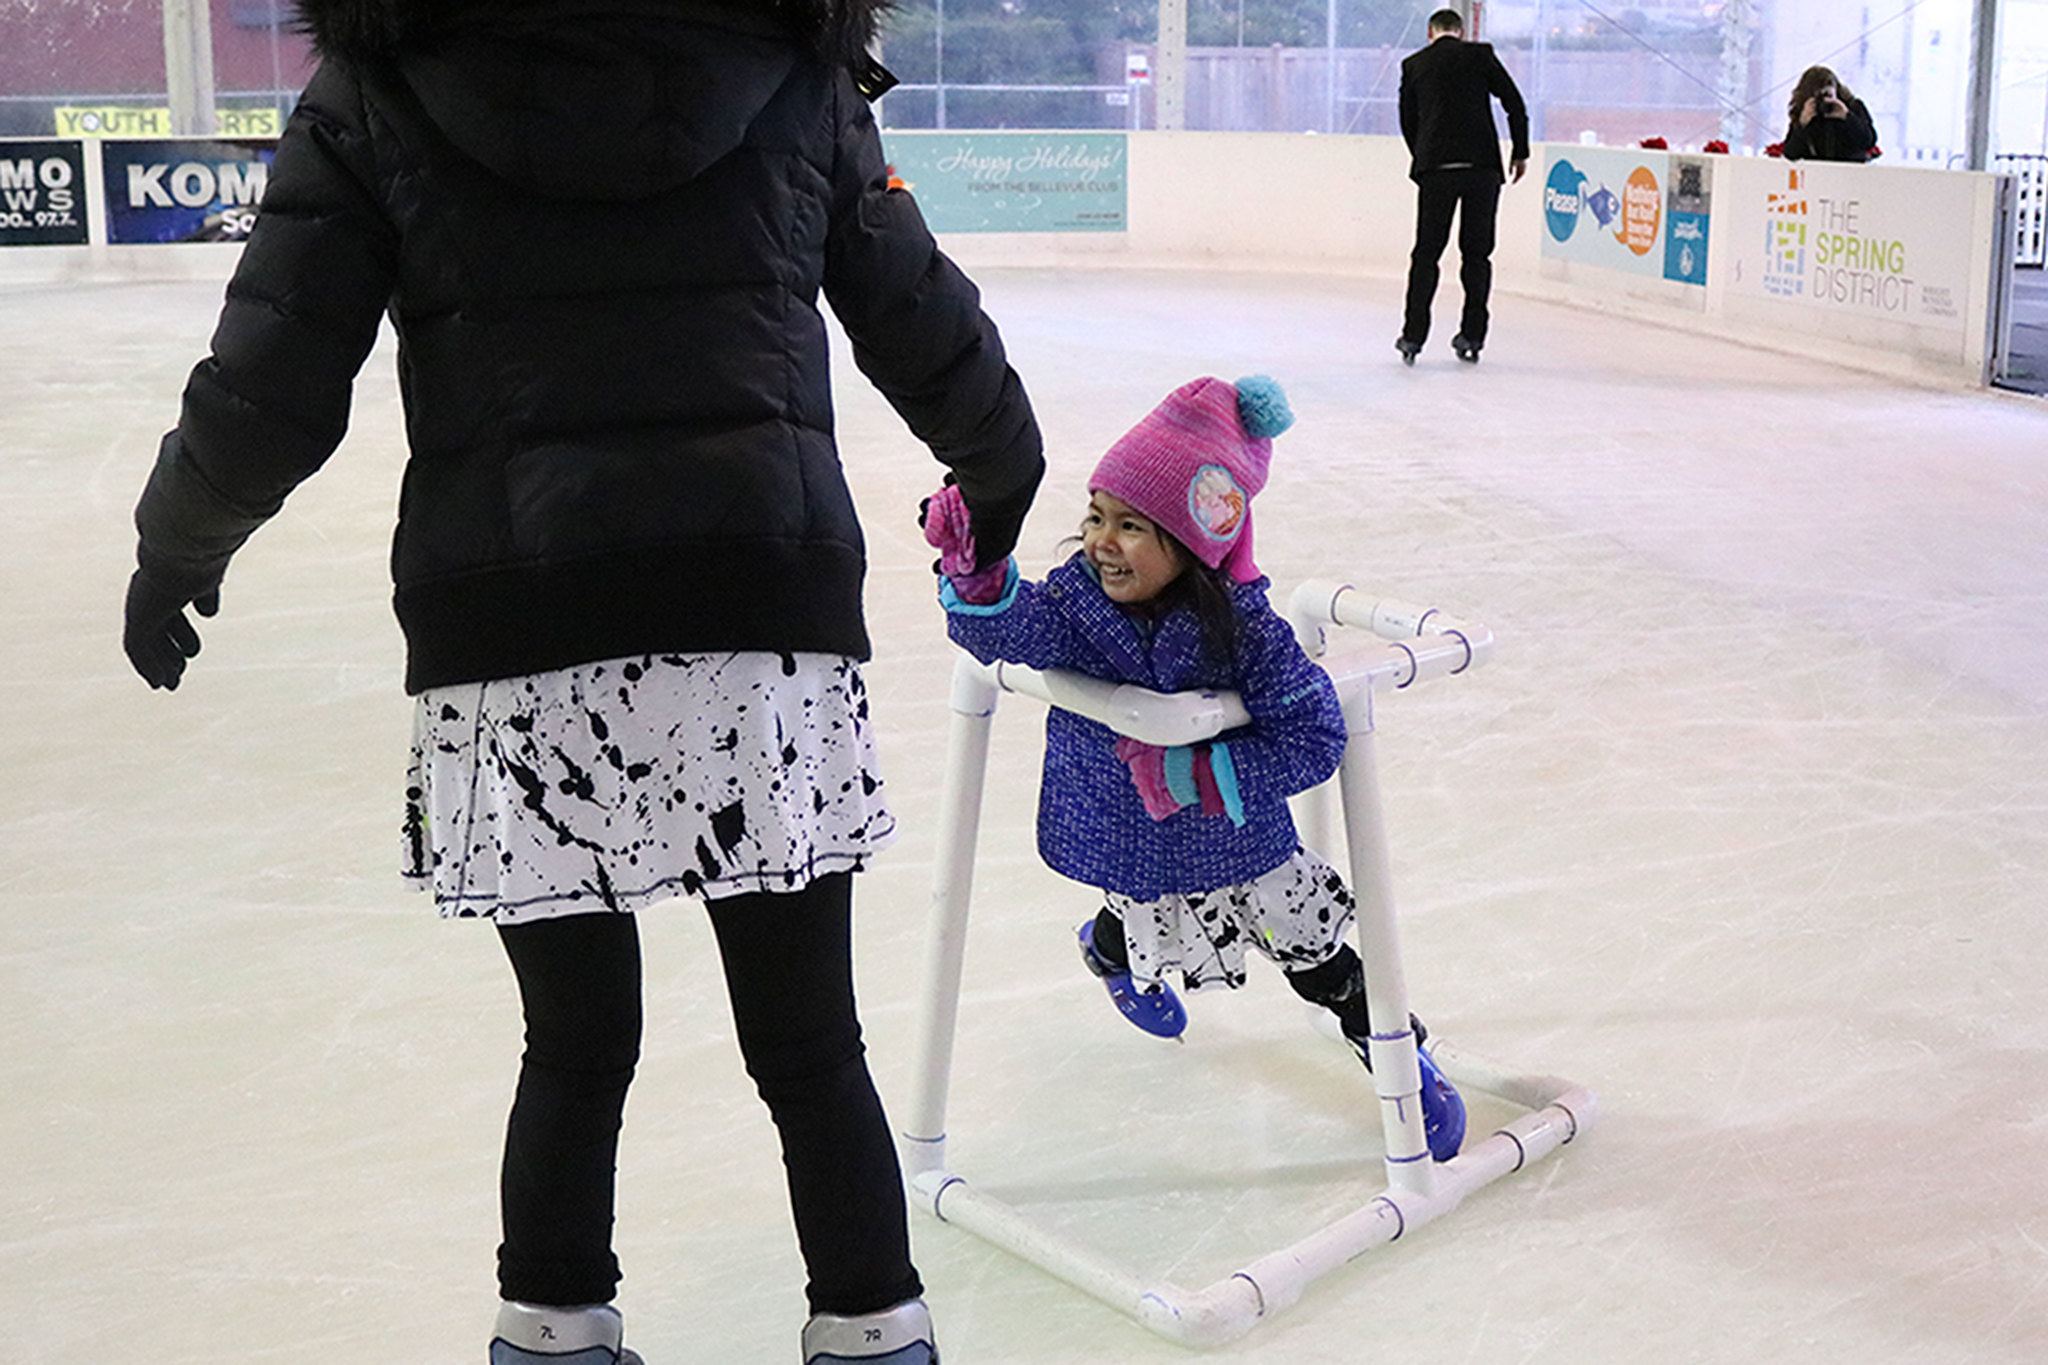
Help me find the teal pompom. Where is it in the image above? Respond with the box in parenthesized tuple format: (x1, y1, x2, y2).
(1234, 374, 1294, 440)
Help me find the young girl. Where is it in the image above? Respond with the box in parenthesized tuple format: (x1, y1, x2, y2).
(923, 375, 1465, 1161)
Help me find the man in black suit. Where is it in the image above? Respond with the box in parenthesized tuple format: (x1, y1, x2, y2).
(1396, 7, 1530, 365)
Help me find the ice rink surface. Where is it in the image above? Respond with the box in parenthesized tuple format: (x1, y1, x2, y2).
(6, 266, 2048, 1364)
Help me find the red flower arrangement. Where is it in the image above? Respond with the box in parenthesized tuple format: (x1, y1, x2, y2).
(1703, 139, 1729, 154)
(1764, 142, 1785, 158)
(1867, 145, 1884, 161)
(1639, 136, 1668, 149)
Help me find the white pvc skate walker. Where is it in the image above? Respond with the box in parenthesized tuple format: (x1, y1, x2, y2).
(903, 580, 1597, 1348)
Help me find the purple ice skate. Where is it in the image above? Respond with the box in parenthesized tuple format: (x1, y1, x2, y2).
(1077, 920, 1187, 1040)
(1413, 1045, 1467, 1161)
(1346, 1032, 1467, 1162)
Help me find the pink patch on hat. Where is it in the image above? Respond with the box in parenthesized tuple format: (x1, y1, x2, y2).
(1187, 465, 1246, 542)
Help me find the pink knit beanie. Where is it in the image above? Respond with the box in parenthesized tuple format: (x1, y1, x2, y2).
(1089, 375, 1294, 585)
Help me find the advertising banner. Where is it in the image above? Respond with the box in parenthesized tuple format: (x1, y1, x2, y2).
(880, 132, 1127, 233)
(1663, 155, 1712, 287)
(0, 140, 88, 246)
(1725, 162, 1975, 335)
(1542, 146, 1711, 286)
(56, 107, 281, 138)
(101, 139, 277, 244)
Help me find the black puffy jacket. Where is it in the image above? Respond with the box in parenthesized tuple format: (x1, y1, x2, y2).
(133, 0, 1042, 693)
(1782, 96, 1879, 163)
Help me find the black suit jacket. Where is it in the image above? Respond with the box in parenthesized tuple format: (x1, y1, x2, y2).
(1399, 37, 1530, 182)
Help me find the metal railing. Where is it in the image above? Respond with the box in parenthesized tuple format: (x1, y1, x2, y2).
(880, 82, 1145, 132)
(1996, 154, 2047, 268)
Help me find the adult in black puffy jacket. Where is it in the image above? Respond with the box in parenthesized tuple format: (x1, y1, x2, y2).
(1782, 65, 1879, 163)
(119, 3, 1041, 1362)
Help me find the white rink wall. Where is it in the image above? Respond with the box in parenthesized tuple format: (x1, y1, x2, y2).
(928, 133, 2011, 388)
(0, 131, 2012, 386)
(918, 132, 1537, 280)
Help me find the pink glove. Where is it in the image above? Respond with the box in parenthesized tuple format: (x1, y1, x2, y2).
(1114, 738, 1230, 822)
(1115, 738, 1182, 821)
(921, 483, 977, 576)
(922, 482, 1010, 604)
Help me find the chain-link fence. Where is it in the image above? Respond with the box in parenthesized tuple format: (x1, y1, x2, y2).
(5, 0, 2041, 163)
(0, 0, 315, 140)
(870, 0, 2048, 163)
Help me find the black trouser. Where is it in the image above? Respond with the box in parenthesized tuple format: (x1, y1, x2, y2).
(1401, 167, 1503, 349)
(495, 872, 921, 1317)
(1089, 908, 1424, 1052)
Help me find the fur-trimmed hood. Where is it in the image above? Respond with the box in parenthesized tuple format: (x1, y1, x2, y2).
(294, 0, 892, 65)
(290, 0, 893, 201)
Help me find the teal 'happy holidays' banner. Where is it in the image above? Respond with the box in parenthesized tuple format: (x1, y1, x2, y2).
(880, 132, 1127, 234)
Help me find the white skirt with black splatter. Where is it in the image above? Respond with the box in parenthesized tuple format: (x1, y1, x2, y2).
(1105, 846, 1356, 992)
(401, 652, 895, 922)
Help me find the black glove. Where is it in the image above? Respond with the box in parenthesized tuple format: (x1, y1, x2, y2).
(123, 564, 221, 691)
(919, 464, 1042, 573)
(963, 476, 1037, 572)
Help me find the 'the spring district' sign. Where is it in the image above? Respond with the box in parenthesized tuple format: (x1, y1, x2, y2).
(1726, 162, 1974, 334)
(880, 132, 1127, 234)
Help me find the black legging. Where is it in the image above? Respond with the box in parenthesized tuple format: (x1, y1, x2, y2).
(495, 872, 921, 1316)
(1401, 165, 1503, 349)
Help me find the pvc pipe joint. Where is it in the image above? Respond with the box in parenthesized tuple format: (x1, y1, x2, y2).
(948, 653, 1000, 717)
(1290, 579, 1497, 676)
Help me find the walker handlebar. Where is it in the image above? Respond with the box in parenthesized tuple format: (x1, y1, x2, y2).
(978, 658, 1252, 746)
(1289, 579, 1496, 674)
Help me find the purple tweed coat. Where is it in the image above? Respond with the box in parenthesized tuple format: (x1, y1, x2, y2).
(943, 554, 1346, 901)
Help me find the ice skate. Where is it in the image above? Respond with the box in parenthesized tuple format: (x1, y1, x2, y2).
(1345, 1030, 1466, 1162)
(490, 1301, 642, 1365)
(1450, 334, 1481, 364)
(1078, 920, 1187, 1041)
(1394, 337, 1422, 366)
(1411, 1043, 1467, 1160)
(802, 1297, 939, 1364)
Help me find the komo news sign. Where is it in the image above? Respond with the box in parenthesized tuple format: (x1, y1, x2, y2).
(0, 141, 88, 246)
(101, 139, 278, 244)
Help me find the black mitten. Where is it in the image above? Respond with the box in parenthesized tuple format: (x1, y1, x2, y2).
(964, 479, 1037, 572)
(123, 564, 221, 691)
(925, 459, 1043, 573)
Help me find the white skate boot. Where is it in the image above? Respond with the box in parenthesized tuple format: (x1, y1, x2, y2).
(801, 1297, 938, 1363)
(489, 1301, 643, 1364)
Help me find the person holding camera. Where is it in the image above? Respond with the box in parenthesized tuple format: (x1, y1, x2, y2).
(1782, 66, 1879, 163)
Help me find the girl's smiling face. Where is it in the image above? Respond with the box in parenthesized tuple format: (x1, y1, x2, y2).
(1082, 491, 1185, 604)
